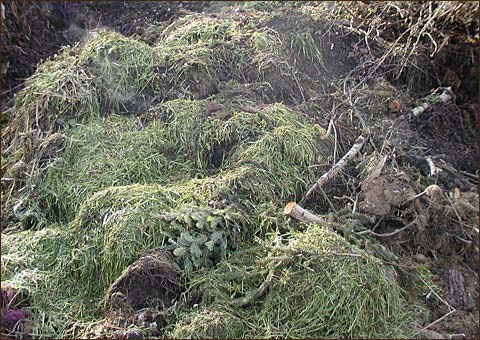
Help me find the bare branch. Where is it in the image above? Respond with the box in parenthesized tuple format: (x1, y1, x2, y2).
(302, 134, 367, 201)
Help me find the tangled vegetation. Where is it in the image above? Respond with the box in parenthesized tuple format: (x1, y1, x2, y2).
(2, 1, 478, 339)
(169, 225, 412, 338)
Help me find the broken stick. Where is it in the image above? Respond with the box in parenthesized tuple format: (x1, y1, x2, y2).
(425, 156, 442, 176)
(302, 134, 367, 201)
(412, 87, 454, 117)
(284, 202, 331, 230)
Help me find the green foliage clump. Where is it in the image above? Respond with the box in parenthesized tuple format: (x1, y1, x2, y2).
(4, 96, 332, 303)
(7, 49, 99, 151)
(69, 185, 247, 295)
(176, 225, 413, 338)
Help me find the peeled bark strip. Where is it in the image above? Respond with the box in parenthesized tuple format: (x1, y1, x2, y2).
(303, 135, 367, 200)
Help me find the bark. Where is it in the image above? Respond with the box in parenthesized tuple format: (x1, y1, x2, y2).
(283, 202, 331, 230)
(303, 134, 367, 200)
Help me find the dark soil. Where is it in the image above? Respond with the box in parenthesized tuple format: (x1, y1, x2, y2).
(105, 250, 183, 312)
(411, 101, 478, 173)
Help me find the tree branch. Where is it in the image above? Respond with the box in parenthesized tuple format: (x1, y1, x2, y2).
(302, 134, 367, 201)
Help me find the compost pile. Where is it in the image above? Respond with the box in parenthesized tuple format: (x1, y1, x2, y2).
(1, 2, 478, 339)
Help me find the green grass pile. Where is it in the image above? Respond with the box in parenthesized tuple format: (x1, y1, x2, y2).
(57, 100, 329, 295)
(76, 31, 166, 114)
(169, 224, 413, 338)
(34, 115, 197, 226)
(68, 185, 247, 295)
(3, 86, 334, 336)
(1, 227, 99, 337)
(28, 99, 330, 227)
(3, 10, 333, 226)
(0, 7, 409, 339)
(170, 308, 244, 339)
(10, 50, 99, 137)
(7, 10, 323, 139)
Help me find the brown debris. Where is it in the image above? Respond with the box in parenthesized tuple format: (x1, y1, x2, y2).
(389, 99, 401, 112)
(445, 269, 468, 310)
(358, 175, 416, 216)
(206, 101, 226, 114)
(104, 250, 183, 312)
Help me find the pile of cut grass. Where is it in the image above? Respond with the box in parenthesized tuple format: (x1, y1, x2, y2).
(60, 101, 330, 295)
(2, 9, 336, 228)
(2, 99, 333, 336)
(0, 6, 418, 339)
(33, 115, 197, 226)
(29, 99, 330, 227)
(169, 224, 413, 338)
(1, 227, 100, 337)
(6, 9, 331, 143)
(171, 309, 244, 339)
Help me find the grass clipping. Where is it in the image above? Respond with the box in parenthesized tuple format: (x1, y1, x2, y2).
(2, 10, 333, 228)
(170, 225, 412, 338)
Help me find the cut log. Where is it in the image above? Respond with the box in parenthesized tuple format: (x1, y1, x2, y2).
(284, 202, 331, 230)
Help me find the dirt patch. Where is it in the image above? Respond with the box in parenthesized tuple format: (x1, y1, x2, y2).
(365, 183, 479, 268)
(104, 250, 183, 312)
(429, 308, 479, 339)
(358, 174, 417, 216)
(410, 101, 478, 173)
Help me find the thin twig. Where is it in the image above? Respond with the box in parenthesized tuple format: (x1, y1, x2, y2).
(444, 193, 467, 231)
(356, 219, 417, 237)
(422, 309, 456, 330)
(319, 186, 337, 213)
(419, 276, 454, 310)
